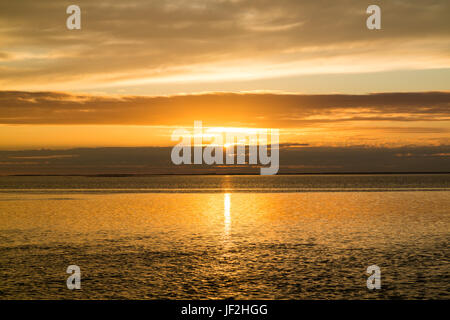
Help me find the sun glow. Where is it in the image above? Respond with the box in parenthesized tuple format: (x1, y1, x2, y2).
(186, 126, 270, 148)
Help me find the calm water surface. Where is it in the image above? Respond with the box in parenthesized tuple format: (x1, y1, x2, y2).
(0, 175, 449, 299)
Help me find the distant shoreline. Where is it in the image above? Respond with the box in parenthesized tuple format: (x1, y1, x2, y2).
(2, 172, 450, 177)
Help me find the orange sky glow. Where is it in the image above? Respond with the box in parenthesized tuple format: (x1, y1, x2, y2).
(0, 0, 449, 152)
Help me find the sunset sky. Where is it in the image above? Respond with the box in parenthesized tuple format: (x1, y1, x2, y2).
(0, 0, 449, 173)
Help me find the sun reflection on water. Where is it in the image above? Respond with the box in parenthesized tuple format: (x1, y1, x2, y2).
(224, 193, 231, 236)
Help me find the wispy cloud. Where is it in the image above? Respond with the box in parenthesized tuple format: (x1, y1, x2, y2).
(0, 0, 449, 92)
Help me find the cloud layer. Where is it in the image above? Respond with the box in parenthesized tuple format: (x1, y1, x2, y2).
(0, 90, 448, 149)
(0, 145, 449, 175)
(1, 0, 449, 92)
(0, 90, 448, 126)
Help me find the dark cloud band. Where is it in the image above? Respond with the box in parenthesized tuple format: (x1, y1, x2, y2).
(0, 91, 448, 126)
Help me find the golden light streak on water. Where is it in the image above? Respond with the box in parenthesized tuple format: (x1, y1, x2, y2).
(224, 193, 231, 236)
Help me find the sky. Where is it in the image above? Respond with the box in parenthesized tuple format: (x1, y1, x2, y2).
(1, 0, 449, 94)
(0, 0, 449, 173)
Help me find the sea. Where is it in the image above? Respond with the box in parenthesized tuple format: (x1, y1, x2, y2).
(0, 174, 448, 299)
